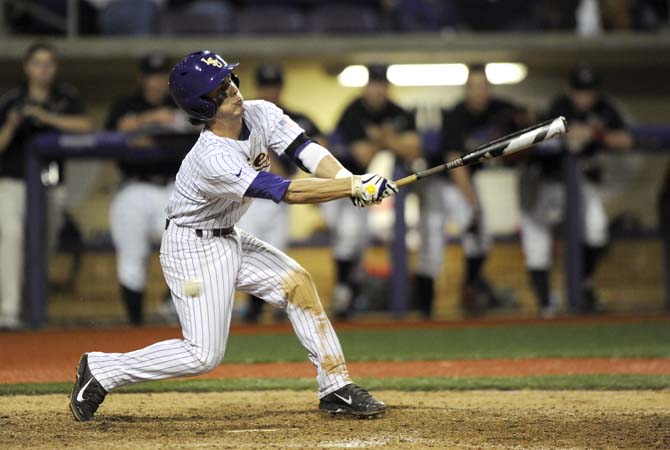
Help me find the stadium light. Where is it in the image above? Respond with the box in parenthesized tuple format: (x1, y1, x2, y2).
(337, 65, 368, 87)
(337, 63, 528, 87)
(485, 63, 528, 85)
(387, 64, 468, 86)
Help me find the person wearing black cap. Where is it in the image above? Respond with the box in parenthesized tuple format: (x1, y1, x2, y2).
(106, 53, 191, 325)
(414, 64, 527, 319)
(323, 63, 421, 320)
(0, 43, 92, 330)
(238, 63, 327, 323)
(518, 66, 632, 317)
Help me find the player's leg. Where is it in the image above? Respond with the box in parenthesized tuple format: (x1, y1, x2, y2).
(449, 183, 495, 315)
(71, 226, 241, 421)
(109, 182, 153, 325)
(0, 179, 26, 329)
(236, 231, 385, 417)
(414, 177, 448, 318)
(237, 200, 289, 323)
(520, 182, 563, 318)
(580, 181, 609, 312)
(320, 199, 369, 320)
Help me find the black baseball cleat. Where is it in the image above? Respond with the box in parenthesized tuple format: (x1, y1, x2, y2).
(69, 353, 107, 422)
(319, 384, 386, 419)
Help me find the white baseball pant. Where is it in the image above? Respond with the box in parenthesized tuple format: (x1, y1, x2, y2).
(87, 226, 352, 398)
(416, 176, 492, 278)
(521, 180, 608, 269)
(109, 181, 173, 291)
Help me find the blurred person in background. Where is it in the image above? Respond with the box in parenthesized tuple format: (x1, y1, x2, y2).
(414, 64, 527, 318)
(238, 62, 326, 323)
(0, 42, 92, 330)
(86, 0, 165, 35)
(518, 66, 632, 317)
(324, 64, 421, 320)
(106, 53, 191, 326)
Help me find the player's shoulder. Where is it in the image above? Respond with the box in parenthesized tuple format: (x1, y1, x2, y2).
(244, 99, 280, 114)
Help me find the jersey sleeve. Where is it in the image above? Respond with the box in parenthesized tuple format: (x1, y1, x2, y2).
(199, 152, 259, 201)
(264, 102, 304, 156)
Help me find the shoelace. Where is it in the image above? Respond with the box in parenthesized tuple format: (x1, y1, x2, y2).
(347, 385, 376, 403)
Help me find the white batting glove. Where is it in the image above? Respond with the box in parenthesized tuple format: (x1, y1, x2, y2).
(351, 173, 398, 208)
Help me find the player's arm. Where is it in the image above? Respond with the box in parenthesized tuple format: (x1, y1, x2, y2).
(375, 125, 422, 162)
(447, 150, 478, 208)
(0, 108, 22, 154)
(243, 170, 395, 205)
(284, 133, 352, 179)
(22, 105, 93, 133)
(601, 128, 633, 151)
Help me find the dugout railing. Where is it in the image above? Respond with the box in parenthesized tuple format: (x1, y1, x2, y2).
(24, 127, 670, 326)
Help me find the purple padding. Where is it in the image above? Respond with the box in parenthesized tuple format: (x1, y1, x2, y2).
(244, 171, 291, 203)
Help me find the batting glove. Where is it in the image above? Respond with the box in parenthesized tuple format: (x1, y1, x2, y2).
(351, 173, 398, 208)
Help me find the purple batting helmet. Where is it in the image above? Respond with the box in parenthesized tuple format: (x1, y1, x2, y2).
(168, 50, 239, 121)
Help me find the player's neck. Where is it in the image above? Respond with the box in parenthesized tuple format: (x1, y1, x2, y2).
(208, 117, 243, 139)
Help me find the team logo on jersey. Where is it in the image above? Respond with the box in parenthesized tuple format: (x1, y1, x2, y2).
(250, 152, 271, 171)
(200, 56, 223, 68)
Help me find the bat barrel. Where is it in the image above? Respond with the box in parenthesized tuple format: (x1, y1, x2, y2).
(461, 116, 567, 166)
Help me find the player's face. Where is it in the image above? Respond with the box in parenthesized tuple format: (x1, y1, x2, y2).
(208, 75, 244, 119)
(465, 72, 490, 112)
(24, 49, 57, 87)
(141, 72, 170, 105)
(363, 80, 389, 111)
(570, 89, 597, 113)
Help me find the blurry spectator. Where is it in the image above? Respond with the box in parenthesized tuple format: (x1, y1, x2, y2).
(414, 65, 526, 318)
(537, 0, 580, 30)
(455, 0, 539, 31)
(323, 64, 420, 320)
(105, 53, 190, 325)
(4, 0, 100, 35)
(0, 43, 92, 330)
(86, 0, 165, 35)
(518, 66, 633, 317)
(238, 63, 326, 323)
(382, 0, 461, 31)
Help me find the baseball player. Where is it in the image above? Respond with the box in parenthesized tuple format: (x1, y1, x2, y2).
(0, 43, 92, 330)
(106, 53, 192, 325)
(519, 66, 632, 317)
(238, 62, 326, 323)
(324, 64, 420, 320)
(70, 51, 394, 421)
(415, 64, 527, 317)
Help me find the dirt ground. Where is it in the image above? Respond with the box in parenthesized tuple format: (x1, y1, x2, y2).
(1, 390, 668, 449)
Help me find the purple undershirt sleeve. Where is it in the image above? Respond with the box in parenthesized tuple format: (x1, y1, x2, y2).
(244, 171, 291, 204)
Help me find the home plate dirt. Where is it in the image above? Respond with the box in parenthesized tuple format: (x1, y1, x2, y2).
(1, 390, 669, 449)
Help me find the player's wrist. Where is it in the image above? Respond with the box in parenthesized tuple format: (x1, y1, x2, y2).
(335, 168, 352, 179)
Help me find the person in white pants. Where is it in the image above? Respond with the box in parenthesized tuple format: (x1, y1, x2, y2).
(518, 66, 632, 317)
(70, 51, 396, 421)
(0, 43, 92, 330)
(106, 53, 193, 325)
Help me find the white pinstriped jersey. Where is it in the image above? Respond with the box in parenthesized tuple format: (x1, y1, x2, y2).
(166, 100, 304, 229)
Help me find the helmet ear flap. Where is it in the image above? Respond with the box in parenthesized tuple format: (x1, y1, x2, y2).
(231, 73, 240, 89)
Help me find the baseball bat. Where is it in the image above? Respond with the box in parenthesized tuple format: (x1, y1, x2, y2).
(394, 116, 568, 188)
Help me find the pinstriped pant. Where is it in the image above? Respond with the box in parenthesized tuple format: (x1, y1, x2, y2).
(88, 224, 352, 398)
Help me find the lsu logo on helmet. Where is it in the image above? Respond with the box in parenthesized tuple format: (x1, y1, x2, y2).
(201, 56, 223, 68)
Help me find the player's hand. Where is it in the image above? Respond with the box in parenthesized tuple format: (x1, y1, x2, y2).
(351, 173, 398, 207)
